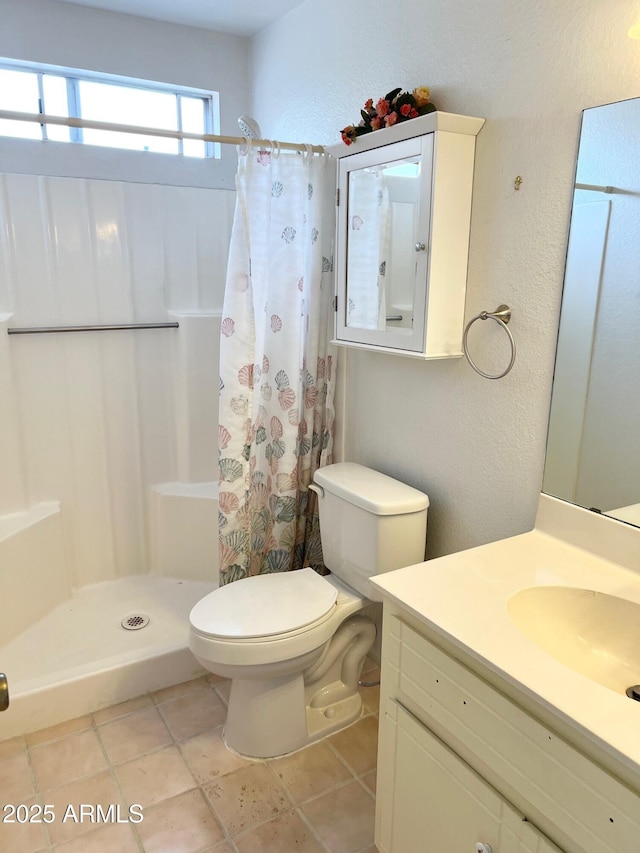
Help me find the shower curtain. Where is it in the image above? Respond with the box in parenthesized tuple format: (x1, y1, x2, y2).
(218, 144, 337, 584)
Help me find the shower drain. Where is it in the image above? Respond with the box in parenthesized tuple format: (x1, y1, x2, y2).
(121, 614, 150, 631)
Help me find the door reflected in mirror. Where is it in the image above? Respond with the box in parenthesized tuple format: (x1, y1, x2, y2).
(345, 156, 421, 334)
(543, 96, 640, 527)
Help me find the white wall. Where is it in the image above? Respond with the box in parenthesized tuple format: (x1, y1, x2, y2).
(0, 0, 242, 586)
(0, 174, 232, 588)
(250, 0, 640, 558)
(0, 0, 250, 188)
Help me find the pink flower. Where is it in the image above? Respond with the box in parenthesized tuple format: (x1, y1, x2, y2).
(338, 85, 436, 143)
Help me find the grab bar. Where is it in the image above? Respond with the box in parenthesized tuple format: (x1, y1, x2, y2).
(0, 673, 8, 711)
(7, 322, 179, 335)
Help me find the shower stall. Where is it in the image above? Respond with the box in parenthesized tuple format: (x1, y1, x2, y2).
(0, 172, 234, 738)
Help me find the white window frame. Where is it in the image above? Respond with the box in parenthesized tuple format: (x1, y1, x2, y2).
(0, 57, 220, 158)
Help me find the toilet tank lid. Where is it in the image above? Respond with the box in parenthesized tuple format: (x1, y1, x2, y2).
(313, 463, 429, 515)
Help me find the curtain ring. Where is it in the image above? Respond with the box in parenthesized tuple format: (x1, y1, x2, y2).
(303, 143, 313, 160)
(238, 136, 252, 157)
(271, 139, 281, 158)
(462, 304, 516, 380)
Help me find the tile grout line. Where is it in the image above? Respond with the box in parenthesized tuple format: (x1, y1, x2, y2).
(197, 780, 239, 852)
(27, 711, 134, 852)
(94, 684, 232, 852)
(264, 751, 376, 851)
(200, 753, 355, 850)
(115, 685, 229, 853)
(198, 753, 288, 847)
(324, 732, 377, 783)
(5, 670, 379, 853)
(176, 681, 378, 848)
(27, 685, 210, 852)
(294, 805, 335, 853)
(171, 714, 251, 853)
(24, 736, 54, 853)
(92, 708, 147, 853)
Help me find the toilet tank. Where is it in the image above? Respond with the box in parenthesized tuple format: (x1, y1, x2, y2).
(312, 462, 429, 601)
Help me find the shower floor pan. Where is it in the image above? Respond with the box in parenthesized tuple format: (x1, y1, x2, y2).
(0, 575, 215, 740)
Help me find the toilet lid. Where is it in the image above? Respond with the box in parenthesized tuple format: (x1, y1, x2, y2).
(190, 567, 338, 639)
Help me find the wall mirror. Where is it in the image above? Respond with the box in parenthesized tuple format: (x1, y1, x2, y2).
(543, 96, 640, 527)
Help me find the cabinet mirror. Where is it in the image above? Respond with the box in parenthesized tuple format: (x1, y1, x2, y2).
(331, 112, 484, 359)
(344, 153, 423, 334)
(543, 96, 640, 527)
(335, 136, 432, 354)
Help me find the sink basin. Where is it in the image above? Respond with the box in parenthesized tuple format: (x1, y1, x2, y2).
(507, 586, 640, 695)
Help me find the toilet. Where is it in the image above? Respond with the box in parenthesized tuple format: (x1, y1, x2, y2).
(188, 462, 429, 758)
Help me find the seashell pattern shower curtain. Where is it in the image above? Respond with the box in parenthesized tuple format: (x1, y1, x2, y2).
(218, 145, 337, 583)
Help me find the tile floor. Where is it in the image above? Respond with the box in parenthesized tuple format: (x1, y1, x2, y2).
(0, 660, 381, 853)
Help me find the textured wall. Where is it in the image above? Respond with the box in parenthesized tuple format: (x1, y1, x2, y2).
(250, 0, 640, 557)
(0, 0, 251, 188)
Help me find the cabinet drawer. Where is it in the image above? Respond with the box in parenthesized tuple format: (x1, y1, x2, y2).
(379, 698, 562, 853)
(383, 614, 640, 853)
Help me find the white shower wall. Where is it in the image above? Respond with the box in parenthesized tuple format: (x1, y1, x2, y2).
(0, 172, 234, 589)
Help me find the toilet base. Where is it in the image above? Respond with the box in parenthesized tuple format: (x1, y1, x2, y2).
(223, 672, 365, 758)
(223, 614, 376, 758)
(306, 686, 363, 741)
(224, 670, 309, 758)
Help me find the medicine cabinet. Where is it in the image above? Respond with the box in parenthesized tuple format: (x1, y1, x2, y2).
(330, 112, 484, 358)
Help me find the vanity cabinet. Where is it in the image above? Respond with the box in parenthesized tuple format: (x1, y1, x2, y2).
(384, 700, 561, 852)
(329, 112, 484, 358)
(376, 602, 640, 853)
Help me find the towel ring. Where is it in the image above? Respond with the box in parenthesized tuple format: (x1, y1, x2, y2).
(463, 304, 516, 380)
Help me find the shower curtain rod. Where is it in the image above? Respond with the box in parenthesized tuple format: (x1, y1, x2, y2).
(575, 182, 616, 194)
(0, 109, 325, 154)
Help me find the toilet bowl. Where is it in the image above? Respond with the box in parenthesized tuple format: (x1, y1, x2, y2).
(188, 462, 429, 758)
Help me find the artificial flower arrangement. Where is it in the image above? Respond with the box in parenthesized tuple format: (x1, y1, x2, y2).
(340, 86, 435, 146)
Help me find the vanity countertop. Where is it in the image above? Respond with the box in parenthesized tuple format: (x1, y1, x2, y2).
(371, 499, 640, 786)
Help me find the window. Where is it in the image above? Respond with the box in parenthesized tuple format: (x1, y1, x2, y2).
(0, 59, 219, 158)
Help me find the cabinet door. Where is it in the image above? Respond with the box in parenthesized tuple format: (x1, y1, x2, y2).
(378, 701, 563, 853)
(335, 135, 433, 355)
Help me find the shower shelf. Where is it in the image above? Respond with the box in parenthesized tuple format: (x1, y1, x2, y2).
(0, 502, 60, 542)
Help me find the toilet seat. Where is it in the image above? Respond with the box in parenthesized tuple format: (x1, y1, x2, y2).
(188, 570, 367, 669)
(190, 567, 338, 640)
